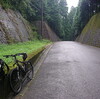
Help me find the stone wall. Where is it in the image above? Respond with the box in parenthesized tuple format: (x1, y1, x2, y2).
(0, 6, 33, 44)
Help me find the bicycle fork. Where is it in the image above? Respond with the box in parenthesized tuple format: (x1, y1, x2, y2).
(16, 67, 20, 80)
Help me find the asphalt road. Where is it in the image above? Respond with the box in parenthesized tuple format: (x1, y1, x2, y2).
(19, 41, 100, 99)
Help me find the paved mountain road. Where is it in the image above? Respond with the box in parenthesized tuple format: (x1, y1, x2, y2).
(16, 41, 100, 99)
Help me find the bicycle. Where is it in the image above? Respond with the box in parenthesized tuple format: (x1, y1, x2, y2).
(3, 53, 34, 94)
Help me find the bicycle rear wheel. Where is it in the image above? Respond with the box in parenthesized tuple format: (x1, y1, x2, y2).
(9, 68, 22, 94)
(26, 62, 34, 80)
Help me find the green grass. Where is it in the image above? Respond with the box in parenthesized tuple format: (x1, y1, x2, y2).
(0, 39, 51, 65)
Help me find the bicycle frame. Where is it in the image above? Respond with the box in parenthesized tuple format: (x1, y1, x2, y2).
(12, 56, 32, 83)
(3, 53, 28, 81)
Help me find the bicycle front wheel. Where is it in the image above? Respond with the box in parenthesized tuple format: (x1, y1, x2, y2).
(26, 62, 34, 80)
(9, 68, 22, 94)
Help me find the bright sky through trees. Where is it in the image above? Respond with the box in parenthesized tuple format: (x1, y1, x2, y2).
(67, 0, 79, 12)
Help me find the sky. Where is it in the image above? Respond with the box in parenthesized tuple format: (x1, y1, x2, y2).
(67, 0, 79, 12)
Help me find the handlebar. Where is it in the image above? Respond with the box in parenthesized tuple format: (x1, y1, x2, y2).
(3, 55, 15, 58)
(3, 53, 27, 61)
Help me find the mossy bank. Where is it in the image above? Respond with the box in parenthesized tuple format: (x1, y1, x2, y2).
(76, 13, 100, 47)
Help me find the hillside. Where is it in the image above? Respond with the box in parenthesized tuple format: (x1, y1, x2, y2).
(0, 4, 60, 44)
(0, 5, 34, 44)
(76, 13, 100, 47)
(35, 21, 60, 41)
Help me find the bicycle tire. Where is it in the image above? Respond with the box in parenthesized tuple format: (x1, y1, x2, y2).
(26, 62, 34, 80)
(9, 68, 22, 94)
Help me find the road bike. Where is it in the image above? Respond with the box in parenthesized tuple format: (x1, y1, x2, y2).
(3, 53, 34, 94)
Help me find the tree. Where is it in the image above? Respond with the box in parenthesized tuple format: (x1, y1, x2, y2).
(45, 0, 64, 38)
(68, 6, 77, 40)
(59, 0, 68, 40)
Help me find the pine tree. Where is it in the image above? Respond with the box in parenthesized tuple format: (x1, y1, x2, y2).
(45, 0, 63, 38)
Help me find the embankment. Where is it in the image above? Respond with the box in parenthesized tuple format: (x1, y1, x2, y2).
(76, 13, 100, 47)
(0, 5, 33, 44)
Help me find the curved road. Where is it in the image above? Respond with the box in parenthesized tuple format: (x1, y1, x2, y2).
(16, 42, 100, 99)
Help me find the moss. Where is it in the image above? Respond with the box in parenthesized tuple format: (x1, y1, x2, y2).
(82, 13, 100, 34)
(77, 13, 100, 47)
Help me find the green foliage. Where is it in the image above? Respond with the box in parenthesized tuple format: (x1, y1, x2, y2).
(45, 0, 62, 38)
(72, 0, 100, 39)
(0, 40, 51, 64)
(68, 7, 77, 40)
(0, 0, 11, 9)
(44, 0, 69, 40)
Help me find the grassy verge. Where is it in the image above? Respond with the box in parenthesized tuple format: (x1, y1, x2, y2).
(0, 39, 51, 70)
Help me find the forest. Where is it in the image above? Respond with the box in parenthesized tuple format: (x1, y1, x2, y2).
(0, 0, 100, 41)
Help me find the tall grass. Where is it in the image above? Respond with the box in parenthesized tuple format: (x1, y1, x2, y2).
(0, 40, 51, 64)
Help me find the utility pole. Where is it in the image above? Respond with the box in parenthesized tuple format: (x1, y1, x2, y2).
(41, 0, 43, 39)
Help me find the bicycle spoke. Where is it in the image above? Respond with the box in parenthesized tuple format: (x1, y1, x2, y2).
(10, 68, 22, 94)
